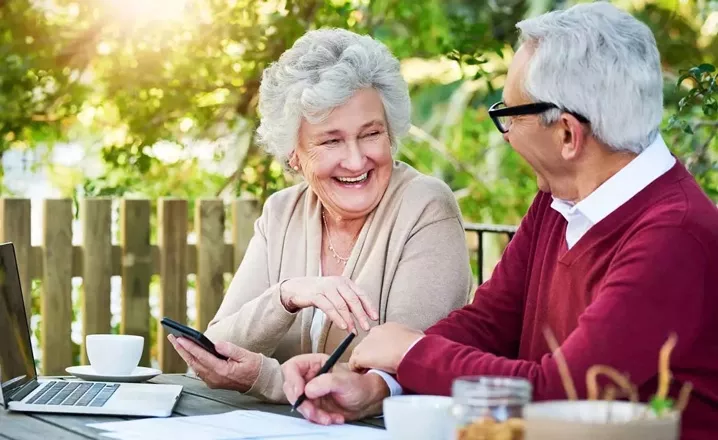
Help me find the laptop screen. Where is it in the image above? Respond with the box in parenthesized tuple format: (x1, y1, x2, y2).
(0, 243, 37, 401)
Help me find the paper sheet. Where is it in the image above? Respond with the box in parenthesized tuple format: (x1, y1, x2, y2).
(88, 410, 389, 440)
(100, 434, 148, 440)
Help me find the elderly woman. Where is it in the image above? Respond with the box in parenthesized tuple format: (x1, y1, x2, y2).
(168, 28, 473, 403)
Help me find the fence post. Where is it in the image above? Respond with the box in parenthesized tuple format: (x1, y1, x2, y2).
(196, 199, 226, 332)
(158, 198, 188, 373)
(232, 198, 259, 271)
(120, 199, 152, 367)
(0, 198, 32, 323)
(42, 199, 73, 375)
(81, 198, 113, 365)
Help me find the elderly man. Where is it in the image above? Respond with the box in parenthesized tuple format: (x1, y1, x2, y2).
(281, 3, 718, 439)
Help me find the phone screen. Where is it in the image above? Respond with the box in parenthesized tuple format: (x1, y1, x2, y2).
(161, 317, 228, 360)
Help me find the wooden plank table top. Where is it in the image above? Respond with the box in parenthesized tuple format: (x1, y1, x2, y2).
(0, 374, 385, 439)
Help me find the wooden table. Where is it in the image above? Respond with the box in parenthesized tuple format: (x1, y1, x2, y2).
(0, 374, 386, 439)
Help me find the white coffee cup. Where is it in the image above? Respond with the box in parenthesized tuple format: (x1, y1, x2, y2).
(86, 334, 144, 376)
(383, 395, 454, 440)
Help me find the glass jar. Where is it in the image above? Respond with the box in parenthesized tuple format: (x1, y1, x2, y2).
(451, 376, 532, 440)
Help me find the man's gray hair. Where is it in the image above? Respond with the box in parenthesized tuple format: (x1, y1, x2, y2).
(516, 2, 664, 153)
(256, 28, 411, 159)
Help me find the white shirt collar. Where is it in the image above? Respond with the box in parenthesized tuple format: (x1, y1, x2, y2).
(550, 134, 675, 246)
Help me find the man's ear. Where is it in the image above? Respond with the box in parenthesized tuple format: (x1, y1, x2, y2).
(559, 114, 588, 161)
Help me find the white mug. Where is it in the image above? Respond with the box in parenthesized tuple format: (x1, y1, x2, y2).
(383, 395, 454, 440)
(85, 334, 144, 376)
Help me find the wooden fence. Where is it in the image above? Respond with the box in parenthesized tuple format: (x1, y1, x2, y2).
(0, 198, 260, 376)
(0, 197, 516, 376)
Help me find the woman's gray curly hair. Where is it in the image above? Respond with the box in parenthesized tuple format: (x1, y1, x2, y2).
(255, 28, 411, 160)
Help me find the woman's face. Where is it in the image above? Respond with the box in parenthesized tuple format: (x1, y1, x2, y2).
(293, 88, 394, 220)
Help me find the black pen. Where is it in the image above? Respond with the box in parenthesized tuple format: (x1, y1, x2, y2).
(291, 331, 356, 412)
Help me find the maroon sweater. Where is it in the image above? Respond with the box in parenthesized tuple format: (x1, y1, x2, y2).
(397, 162, 718, 440)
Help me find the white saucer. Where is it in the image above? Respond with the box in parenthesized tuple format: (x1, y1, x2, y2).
(65, 366, 162, 383)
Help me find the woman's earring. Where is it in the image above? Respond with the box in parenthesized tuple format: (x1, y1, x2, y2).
(292, 165, 299, 171)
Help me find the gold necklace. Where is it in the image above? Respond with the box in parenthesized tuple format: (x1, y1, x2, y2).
(322, 211, 356, 265)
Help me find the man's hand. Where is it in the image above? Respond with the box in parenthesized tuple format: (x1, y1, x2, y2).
(348, 322, 424, 374)
(168, 334, 262, 392)
(282, 354, 389, 425)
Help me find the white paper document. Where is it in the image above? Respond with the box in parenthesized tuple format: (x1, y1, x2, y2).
(87, 410, 390, 440)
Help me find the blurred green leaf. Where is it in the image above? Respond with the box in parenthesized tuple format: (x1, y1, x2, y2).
(693, 63, 716, 75)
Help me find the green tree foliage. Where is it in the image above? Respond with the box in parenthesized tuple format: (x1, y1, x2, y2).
(0, 0, 716, 221)
(0, 0, 90, 179)
(667, 63, 718, 199)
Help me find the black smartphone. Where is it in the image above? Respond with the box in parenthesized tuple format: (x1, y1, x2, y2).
(160, 317, 228, 360)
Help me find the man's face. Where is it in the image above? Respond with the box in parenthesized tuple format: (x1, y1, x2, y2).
(502, 44, 569, 194)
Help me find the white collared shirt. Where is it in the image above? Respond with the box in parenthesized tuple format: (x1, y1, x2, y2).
(550, 134, 675, 248)
(381, 134, 676, 397)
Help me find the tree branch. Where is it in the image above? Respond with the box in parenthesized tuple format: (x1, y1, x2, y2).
(439, 79, 483, 144)
(685, 129, 717, 174)
(302, 0, 321, 23)
(55, 18, 109, 68)
(699, 132, 717, 154)
(407, 124, 488, 186)
(215, 123, 256, 197)
(215, 168, 240, 197)
(696, 130, 716, 160)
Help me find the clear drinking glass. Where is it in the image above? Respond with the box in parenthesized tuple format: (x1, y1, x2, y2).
(451, 376, 532, 440)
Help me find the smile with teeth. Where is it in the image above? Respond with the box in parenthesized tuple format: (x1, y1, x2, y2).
(335, 171, 370, 184)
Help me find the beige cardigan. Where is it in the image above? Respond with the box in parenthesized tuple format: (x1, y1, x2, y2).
(204, 161, 473, 402)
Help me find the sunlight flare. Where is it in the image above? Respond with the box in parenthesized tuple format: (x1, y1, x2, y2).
(103, 0, 191, 24)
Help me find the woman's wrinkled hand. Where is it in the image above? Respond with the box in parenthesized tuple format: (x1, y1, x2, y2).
(168, 334, 262, 392)
(279, 276, 378, 332)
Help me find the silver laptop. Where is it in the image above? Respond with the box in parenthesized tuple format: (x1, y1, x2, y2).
(0, 242, 182, 417)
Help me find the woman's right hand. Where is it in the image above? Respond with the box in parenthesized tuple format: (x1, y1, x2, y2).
(279, 277, 378, 332)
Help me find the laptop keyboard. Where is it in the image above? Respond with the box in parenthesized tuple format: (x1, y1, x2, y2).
(25, 381, 119, 407)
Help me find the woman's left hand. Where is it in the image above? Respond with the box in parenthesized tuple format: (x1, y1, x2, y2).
(168, 334, 262, 392)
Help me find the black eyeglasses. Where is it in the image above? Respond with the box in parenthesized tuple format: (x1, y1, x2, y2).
(488, 101, 590, 133)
